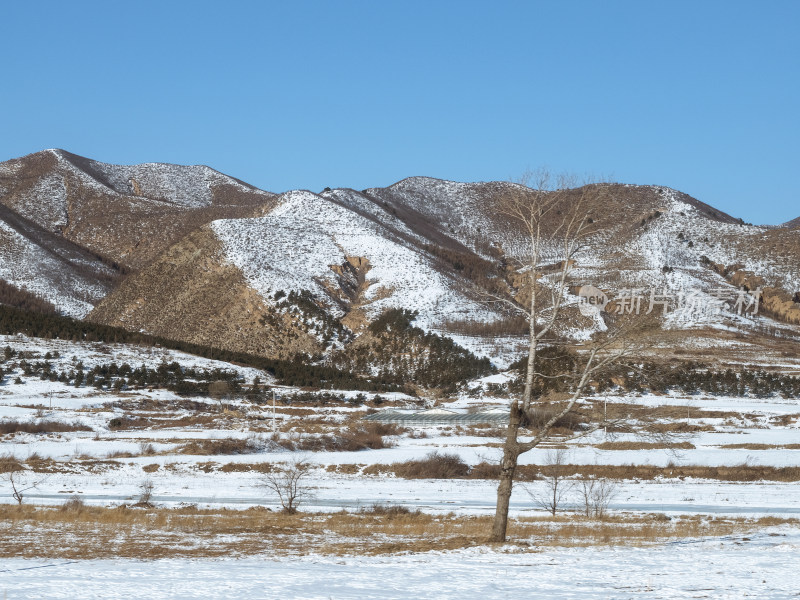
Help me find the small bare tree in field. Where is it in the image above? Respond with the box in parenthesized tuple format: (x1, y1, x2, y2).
(260, 457, 313, 514)
(136, 478, 155, 506)
(485, 170, 653, 542)
(208, 380, 231, 412)
(1, 455, 46, 505)
(579, 477, 617, 518)
(526, 447, 572, 516)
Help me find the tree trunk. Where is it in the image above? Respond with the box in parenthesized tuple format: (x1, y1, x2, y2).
(489, 403, 522, 542)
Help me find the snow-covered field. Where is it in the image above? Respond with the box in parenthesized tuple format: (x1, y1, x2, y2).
(2, 335, 799, 598)
(3, 526, 799, 599)
(1, 336, 798, 513)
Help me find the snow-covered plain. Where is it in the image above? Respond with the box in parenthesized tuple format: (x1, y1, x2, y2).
(1, 336, 798, 516)
(3, 527, 799, 599)
(2, 335, 799, 599)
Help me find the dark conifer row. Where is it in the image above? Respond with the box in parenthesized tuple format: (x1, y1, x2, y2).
(0, 304, 395, 391)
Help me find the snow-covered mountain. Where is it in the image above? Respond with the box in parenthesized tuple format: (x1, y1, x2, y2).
(0, 149, 275, 270)
(1, 149, 798, 366)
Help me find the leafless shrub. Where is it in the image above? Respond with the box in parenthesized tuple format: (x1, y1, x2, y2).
(260, 458, 313, 513)
(136, 479, 154, 506)
(522, 404, 587, 432)
(526, 448, 573, 516)
(2, 463, 46, 505)
(61, 495, 86, 512)
(180, 435, 266, 455)
(0, 455, 23, 474)
(360, 503, 421, 517)
(138, 441, 156, 456)
(208, 380, 231, 411)
(274, 423, 401, 452)
(579, 477, 617, 519)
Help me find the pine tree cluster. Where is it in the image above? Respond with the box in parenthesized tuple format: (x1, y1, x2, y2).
(332, 309, 494, 392)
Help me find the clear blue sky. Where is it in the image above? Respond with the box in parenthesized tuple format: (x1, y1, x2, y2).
(2, 1, 797, 224)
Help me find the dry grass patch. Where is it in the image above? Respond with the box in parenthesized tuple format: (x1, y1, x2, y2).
(371, 459, 800, 482)
(595, 441, 695, 451)
(0, 504, 792, 559)
(366, 451, 470, 479)
(274, 423, 404, 452)
(179, 436, 266, 456)
(0, 420, 92, 435)
(719, 443, 800, 450)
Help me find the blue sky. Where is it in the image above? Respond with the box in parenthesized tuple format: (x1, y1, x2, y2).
(2, 1, 797, 224)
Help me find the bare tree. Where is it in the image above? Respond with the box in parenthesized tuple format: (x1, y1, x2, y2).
(526, 447, 573, 516)
(486, 171, 649, 542)
(136, 478, 155, 506)
(579, 477, 617, 518)
(260, 457, 313, 514)
(208, 380, 231, 412)
(1, 456, 46, 505)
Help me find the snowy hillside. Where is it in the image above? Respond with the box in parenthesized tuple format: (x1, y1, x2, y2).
(365, 177, 523, 258)
(72, 152, 265, 209)
(0, 221, 110, 318)
(211, 190, 502, 330)
(0, 149, 272, 221)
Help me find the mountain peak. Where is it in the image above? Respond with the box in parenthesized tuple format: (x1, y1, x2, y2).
(784, 216, 800, 229)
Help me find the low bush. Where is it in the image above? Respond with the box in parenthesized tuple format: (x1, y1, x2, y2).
(60, 496, 86, 512)
(392, 451, 471, 479)
(108, 416, 150, 430)
(0, 454, 23, 473)
(360, 503, 421, 517)
(180, 436, 265, 455)
(0, 420, 91, 435)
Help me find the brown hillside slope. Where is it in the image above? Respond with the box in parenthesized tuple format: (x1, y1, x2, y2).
(87, 226, 322, 359)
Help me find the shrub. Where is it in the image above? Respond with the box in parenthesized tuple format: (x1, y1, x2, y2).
(180, 436, 265, 455)
(360, 503, 420, 517)
(392, 451, 470, 479)
(61, 495, 86, 512)
(0, 454, 23, 474)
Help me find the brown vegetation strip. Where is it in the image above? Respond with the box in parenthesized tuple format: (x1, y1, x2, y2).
(0, 503, 790, 559)
(363, 459, 800, 482)
(0, 420, 92, 435)
(594, 441, 696, 451)
(718, 443, 800, 450)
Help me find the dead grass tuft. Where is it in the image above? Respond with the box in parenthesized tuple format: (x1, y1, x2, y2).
(275, 423, 403, 452)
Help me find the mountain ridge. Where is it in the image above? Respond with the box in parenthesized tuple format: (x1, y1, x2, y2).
(0, 149, 798, 371)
